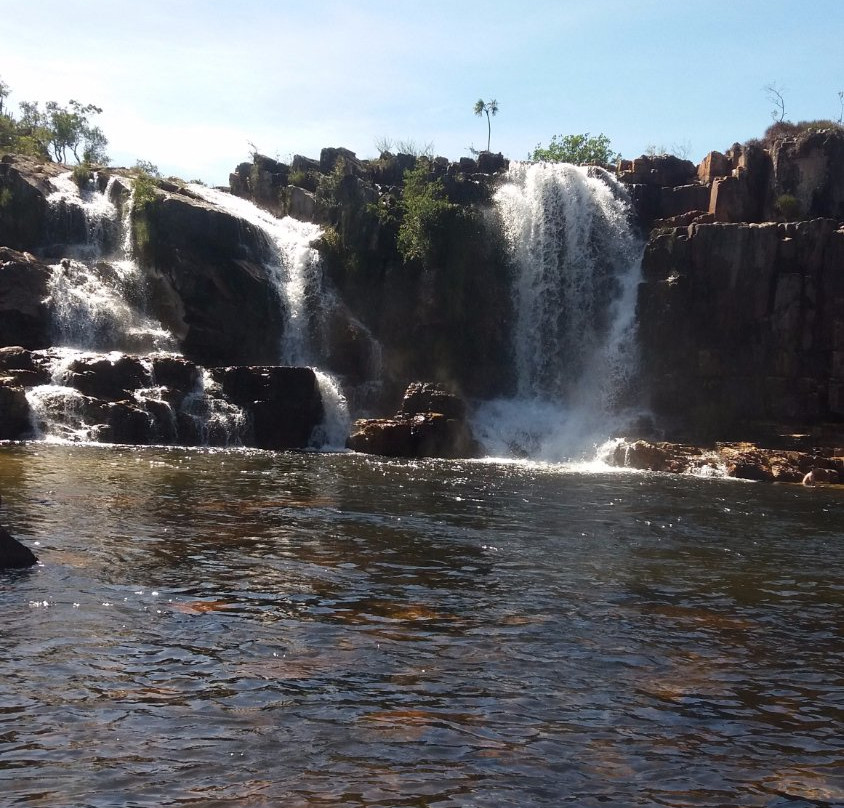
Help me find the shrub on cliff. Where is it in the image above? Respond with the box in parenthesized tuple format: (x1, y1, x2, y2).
(753, 119, 843, 148)
(397, 160, 458, 266)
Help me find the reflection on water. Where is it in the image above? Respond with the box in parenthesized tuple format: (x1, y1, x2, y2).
(0, 444, 842, 807)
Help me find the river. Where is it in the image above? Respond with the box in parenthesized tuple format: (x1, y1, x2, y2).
(1, 443, 842, 807)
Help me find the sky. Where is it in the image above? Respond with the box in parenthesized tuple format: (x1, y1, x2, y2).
(3, 0, 842, 186)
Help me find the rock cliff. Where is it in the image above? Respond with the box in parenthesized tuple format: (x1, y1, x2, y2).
(628, 129, 844, 441)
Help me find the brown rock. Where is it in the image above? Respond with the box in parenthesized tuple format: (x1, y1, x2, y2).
(697, 151, 732, 184)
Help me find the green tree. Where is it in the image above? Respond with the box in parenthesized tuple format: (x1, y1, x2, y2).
(15, 98, 108, 164)
(473, 98, 499, 152)
(530, 132, 620, 165)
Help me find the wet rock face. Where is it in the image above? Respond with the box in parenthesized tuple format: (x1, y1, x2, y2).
(348, 382, 480, 459)
(138, 193, 286, 367)
(0, 156, 61, 252)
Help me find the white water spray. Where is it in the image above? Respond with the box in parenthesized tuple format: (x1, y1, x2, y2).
(473, 162, 644, 461)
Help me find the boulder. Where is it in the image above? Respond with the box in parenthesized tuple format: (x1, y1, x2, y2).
(148, 355, 201, 405)
(802, 466, 840, 485)
(618, 155, 697, 187)
(348, 382, 480, 459)
(136, 191, 286, 367)
(476, 152, 509, 174)
(347, 417, 414, 457)
(399, 382, 467, 420)
(0, 524, 38, 568)
(320, 147, 363, 176)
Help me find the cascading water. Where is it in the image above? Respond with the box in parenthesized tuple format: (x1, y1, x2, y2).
(27, 173, 248, 445)
(186, 184, 352, 449)
(473, 162, 644, 462)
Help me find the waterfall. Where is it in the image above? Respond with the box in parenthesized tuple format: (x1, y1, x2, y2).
(45, 172, 178, 354)
(186, 184, 351, 447)
(28, 173, 247, 445)
(472, 162, 644, 462)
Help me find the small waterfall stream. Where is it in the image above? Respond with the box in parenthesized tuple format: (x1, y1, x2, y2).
(186, 184, 352, 448)
(473, 162, 644, 461)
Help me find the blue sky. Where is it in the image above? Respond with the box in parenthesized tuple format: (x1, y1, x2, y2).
(3, 0, 842, 185)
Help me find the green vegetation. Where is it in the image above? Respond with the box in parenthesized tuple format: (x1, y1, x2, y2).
(396, 159, 458, 266)
(775, 193, 800, 220)
(473, 99, 498, 152)
(132, 170, 159, 209)
(71, 163, 94, 190)
(0, 76, 108, 164)
(530, 132, 620, 165)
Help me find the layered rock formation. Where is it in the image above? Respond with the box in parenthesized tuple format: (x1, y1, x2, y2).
(629, 130, 844, 443)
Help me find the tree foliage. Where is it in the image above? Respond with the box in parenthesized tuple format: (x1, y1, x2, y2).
(0, 77, 108, 164)
(473, 98, 499, 152)
(530, 132, 620, 166)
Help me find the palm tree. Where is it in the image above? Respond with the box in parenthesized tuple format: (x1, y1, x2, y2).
(474, 98, 499, 152)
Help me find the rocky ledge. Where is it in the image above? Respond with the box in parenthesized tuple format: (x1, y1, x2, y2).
(347, 382, 481, 459)
(609, 438, 843, 484)
(0, 346, 323, 449)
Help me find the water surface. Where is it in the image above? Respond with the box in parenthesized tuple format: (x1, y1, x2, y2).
(1, 444, 842, 807)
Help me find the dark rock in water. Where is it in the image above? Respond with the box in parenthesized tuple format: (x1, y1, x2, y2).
(348, 382, 480, 459)
(400, 382, 467, 421)
(210, 365, 324, 450)
(0, 525, 38, 568)
(0, 248, 52, 350)
(347, 417, 415, 457)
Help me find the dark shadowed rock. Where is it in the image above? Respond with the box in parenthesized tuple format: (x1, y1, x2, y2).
(0, 248, 52, 350)
(210, 365, 324, 449)
(0, 155, 62, 252)
(0, 524, 38, 568)
(136, 191, 285, 367)
(0, 385, 32, 439)
(64, 355, 151, 401)
(399, 382, 467, 420)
